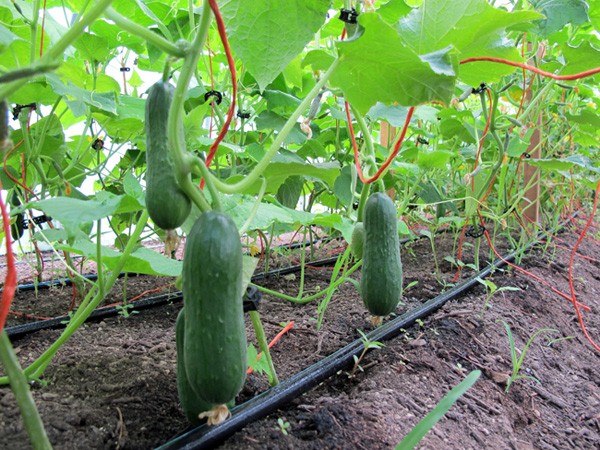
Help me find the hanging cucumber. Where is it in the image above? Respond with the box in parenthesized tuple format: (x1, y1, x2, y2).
(182, 210, 246, 425)
(145, 81, 191, 230)
(351, 222, 364, 260)
(360, 192, 402, 318)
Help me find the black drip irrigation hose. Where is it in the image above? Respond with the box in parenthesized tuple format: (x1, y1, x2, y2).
(4, 256, 342, 339)
(155, 225, 559, 450)
(4, 237, 337, 293)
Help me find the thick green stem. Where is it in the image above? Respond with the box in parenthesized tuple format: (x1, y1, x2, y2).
(0, 331, 52, 450)
(104, 8, 186, 58)
(252, 260, 362, 304)
(167, 2, 212, 210)
(248, 311, 279, 386)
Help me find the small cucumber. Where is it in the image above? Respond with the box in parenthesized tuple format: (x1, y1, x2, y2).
(9, 190, 24, 241)
(351, 222, 364, 260)
(360, 192, 402, 317)
(145, 81, 191, 230)
(182, 210, 246, 423)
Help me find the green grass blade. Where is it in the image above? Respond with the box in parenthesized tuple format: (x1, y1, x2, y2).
(395, 370, 481, 450)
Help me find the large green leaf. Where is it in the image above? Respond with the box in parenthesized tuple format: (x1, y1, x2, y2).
(46, 74, 117, 115)
(396, 0, 542, 86)
(29, 194, 141, 239)
(527, 0, 590, 37)
(56, 240, 182, 276)
(563, 41, 600, 76)
(220, 0, 330, 91)
(73, 32, 112, 63)
(332, 13, 457, 114)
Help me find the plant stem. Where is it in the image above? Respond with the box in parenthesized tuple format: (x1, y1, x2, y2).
(104, 8, 187, 58)
(253, 260, 362, 304)
(248, 311, 279, 386)
(0, 331, 52, 450)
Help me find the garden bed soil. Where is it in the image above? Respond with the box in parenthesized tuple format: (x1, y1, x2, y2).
(1, 222, 600, 449)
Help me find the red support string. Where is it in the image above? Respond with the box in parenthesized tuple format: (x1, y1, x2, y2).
(0, 179, 17, 334)
(476, 210, 590, 311)
(567, 179, 600, 352)
(347, 102, 415, 185)
(201, 0, 238, 190)
(459, 57, 600, 81)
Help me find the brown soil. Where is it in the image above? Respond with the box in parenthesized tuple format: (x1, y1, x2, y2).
(1, 221, 599, 450)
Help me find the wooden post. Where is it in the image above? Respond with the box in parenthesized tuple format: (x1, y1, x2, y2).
(521, 43, 544, 225)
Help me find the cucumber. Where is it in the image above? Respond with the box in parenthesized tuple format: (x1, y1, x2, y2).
(360, 192, 402, 317)
(351, 222, 364, 260)
(182, 210, 246, 422)
(145, 81, 191, 230)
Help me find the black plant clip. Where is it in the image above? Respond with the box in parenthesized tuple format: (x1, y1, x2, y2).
(522, 152, 531, 159)
(237, 110, 251, 119)
(92, 138, 104, 151)
(471, 83, 488, 95)
(339, 8, 359, 24)
(417, 137, 429, 145)
(119, 67, 131, 72)
(12, 103, 36, 120)
(204, 90, 223, 106)
(466, 225, 486, 239)
(32, 215, 52, 226)
(243, 285, 262, 313)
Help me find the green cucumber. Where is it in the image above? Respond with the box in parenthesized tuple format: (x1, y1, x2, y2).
(351, 222, 364, 260)
(145, 81, 191, 230)
(182, 211, 246, 413)
(360, 192, 402, 317)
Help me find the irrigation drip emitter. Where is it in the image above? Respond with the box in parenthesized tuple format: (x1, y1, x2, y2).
(156, 234, 537, 450)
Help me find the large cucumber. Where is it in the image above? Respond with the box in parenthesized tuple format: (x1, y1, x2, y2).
(182, 211, 246, 423)
(145, 81, 191, 230)
(360, 192, 402, 317)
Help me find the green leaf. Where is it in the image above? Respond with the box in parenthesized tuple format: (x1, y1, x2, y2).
(378, 0, 413, 24)
(56, 240, 182, 276)
(563, 41, 600, 76)
(276, 175, 305, 208)
(123, 172, 144, 200)
(73, 32, 111, 62)
(395, 370, 481, 450)
(302, 50, 336, 71)
(416, 150, 452, 169)
(526, 154, 600, 173)
(220, 0, 330, 91)
(331, 13, 457, 114)
(46, 74, 117, 115)
(242, 256, 259, 293)
(29, 195, 134, 238)
(0, 22, 24, 49)
(396, 0, 542, 86)
(333, 165, 354, 206)
(527, 0, 590, 37)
